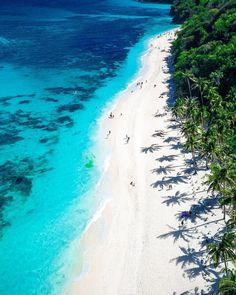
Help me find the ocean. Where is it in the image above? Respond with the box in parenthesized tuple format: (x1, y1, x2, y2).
(0, 0, 175, 294)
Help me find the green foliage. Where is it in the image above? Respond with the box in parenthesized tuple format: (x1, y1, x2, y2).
(207, 231, 236, 270)
(217, 269, 236, 295)
(171, 0, 236, 292)
(170, 0, 200, 23)
(172, 0, 236, 99)
(207, 163, 236, 194)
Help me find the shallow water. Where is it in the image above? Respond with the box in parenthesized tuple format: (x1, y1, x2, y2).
(0, 0, 175, 294)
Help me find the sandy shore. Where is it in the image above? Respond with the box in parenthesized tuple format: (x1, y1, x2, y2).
(64, 29, 223, 295)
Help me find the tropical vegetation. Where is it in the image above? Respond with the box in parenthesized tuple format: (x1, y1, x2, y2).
(170, 0, 236, 293)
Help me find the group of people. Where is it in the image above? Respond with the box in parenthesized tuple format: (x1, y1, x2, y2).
(136, 80, 148, 90)
(160, 183, 173, 191)
(106, 112, 130, 145)
(106, 110, 135, 188)
(108, 112, 114, 119)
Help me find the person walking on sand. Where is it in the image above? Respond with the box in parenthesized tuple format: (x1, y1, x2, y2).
(106, 130, 111, 139)
(109, 112, 114, 119)
(130, 181, 135, 187)
(125, 134, 130, 144)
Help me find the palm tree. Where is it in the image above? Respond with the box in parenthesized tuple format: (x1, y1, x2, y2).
(199, 127, 220, 168)
(209, 107, 232, 150)
(207, 163, 236, 219)
(181, 121, 201, 174)
(217, 269, 236, 295)
(171, 97, 187, 123)
(207, 231, 236, 274)
(226, 212, 236, 231)
(181, 71, 193, 97)
(185, 96, 202, 126)
(190, 76, 210, 106)
(207, 163, 235, 193)
(220, 189, 236, 212)
(207, 86, 222, 110)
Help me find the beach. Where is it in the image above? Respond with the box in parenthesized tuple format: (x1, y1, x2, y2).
(64, 29, 223, 295)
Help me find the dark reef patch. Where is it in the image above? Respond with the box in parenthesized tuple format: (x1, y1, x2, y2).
(57, 103, 84, 113)
(42, 97, 58, 102)
(39, 137, 50, 144)
(42, 123, 58, 132)
(56, 115, 74, 127)
(13, 176, 32, 196)
(0, 132, 24, 146)
(0, 97, 12, 103)
(0, 95, 24, 102)
(39, 135, 59, 144)
(19, 100, 30, 104)
(0, 156, 51, 235)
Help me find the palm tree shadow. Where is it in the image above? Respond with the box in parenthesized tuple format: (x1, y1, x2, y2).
(141, 144, 161, 154)
(163, 54, 176, 106)
(185, 263, 219, 282)
(151, 175, 188, 189)
(204, 278, 219, 295)
(168, 123, 180, 130)
(157, 225, 195, 243)
(189, 197, 219, 223)
(152, 130, 165, 137)
(168, 175, 189, 184)
(154, 112, 167, 118)
(199, 232, 220, 250)
(182, 164, 208, 175)
(171, 247, 220, 294)
(150, 180, 165, 189)
(164, 136, 179, 143)
(151, 165, 174, 175)
(179, 287, 203, 295)
(162, 191, 191, 207)
(172, 256, 219, 294)
(179, 285, 216, 295)
(156, 154, 178, 162)
(170, 246, 203, 269)
(171, 142, 184, 150)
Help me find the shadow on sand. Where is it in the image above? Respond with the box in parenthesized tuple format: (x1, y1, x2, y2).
(162, 191, 192, 207)
(154, 50, 221, 294)
(141, 144, 161, 153)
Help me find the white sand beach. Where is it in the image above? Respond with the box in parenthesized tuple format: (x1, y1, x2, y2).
(64, 29, 223, 295)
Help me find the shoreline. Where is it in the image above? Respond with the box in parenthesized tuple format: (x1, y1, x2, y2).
(63, 29, 223, 295)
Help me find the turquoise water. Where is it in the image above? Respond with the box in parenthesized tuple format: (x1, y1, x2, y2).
(0, 0, 176, 294)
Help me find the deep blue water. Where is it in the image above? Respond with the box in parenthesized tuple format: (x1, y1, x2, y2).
(0, 0, 175, 294)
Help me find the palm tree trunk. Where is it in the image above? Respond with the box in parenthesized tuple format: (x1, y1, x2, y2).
(223, 253, 228, 275)
(223, 205, 226, 221)
(200, 91, 203, 106)
(186, 77, 192, 97)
